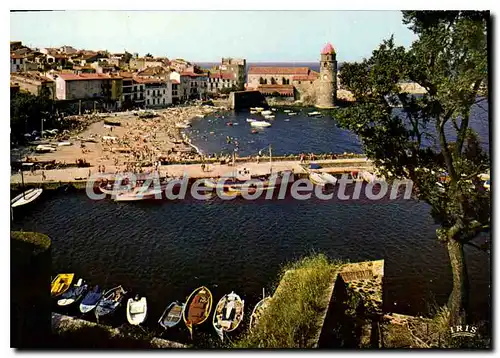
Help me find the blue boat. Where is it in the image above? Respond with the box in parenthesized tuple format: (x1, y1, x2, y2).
(79, 285, 102, 314)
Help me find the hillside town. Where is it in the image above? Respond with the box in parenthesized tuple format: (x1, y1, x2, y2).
(10, 41, 248, 112)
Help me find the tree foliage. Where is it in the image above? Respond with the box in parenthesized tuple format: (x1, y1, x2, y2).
(334, 11, 489, 326)
(10, 92, 54, 143)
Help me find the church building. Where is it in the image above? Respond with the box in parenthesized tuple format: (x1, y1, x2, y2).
(246, 43, 337, 108)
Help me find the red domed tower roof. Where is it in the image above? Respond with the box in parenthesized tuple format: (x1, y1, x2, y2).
(321, 42, 336, 55)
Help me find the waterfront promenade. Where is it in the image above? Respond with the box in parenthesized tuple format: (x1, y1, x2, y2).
(10, 157, 374, 185)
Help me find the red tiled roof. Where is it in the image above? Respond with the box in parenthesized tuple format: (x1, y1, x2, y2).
(11, 72, 54, 83)
(321, 42, 336, 55)
(57, 73, 122, 81)
(256, 84, 294, 96)
(292, 71, 320, 81)
(209, 72, 235, 80)
(248, 67, 310, 75)
(11, 53, 26, 59)
(133, 77, 165, 84)
(172, 80, 180, 84)
(180, 72, 208, 77)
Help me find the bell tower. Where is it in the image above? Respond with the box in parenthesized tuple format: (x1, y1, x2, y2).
(316, 42, 337, 108)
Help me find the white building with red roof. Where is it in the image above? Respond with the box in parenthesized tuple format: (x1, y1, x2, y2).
(207, 71, 237, 93)
(54, 73, 123, 110)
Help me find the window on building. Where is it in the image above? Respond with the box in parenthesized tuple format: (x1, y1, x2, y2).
(147, 99, 150, 105)
(163, 89, 165, 94)
(163, 98, 165, 104)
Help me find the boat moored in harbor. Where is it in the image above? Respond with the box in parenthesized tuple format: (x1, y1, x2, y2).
(183, 286, 213, 338)
(213, 291, 245, 341)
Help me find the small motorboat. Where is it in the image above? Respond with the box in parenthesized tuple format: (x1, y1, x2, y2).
(126, 294, 148, 325)
(250, 121, 271, 128)
(284, 118, 290, 122)
(227, 122, 233, 126)
(246, 118, 256, 123)
(159, 301, 185, 330)
(57, 278, 88, 306)
(261, 110, 272, 116)
(283, 109, 291, 113)
(251, 129, 258, 134)
(113, 186, 163, 201)
(79, 285, 103, 314)
(11, 188, 43, 208)
(308, 111, 322, 117)
(51, 273, 75, 298)
(289, 112, 297, 116)
(264, 115, 275, 120)
(213, 292, 245, 341)
(95, 285, 127, 318)
(183, 286, 213, 338)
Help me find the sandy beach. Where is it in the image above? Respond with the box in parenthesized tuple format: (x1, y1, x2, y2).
(16, 105, 226, 171)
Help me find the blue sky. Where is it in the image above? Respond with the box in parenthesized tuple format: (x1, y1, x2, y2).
(10, 10, 418, 62)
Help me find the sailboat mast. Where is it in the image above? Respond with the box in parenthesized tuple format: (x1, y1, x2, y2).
(269, 145, 272, 174)
(21, 169, 25, 199)
(262, 287, 265, 299)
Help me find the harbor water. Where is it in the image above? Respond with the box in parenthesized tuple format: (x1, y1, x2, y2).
(11, 102, 491, 344)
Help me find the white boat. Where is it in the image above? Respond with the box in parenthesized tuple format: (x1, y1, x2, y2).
(251, 107, 264, 113)
(308, 111, 322, 117)
(250, 121, 271, 128)
(113, 187, 163, 201)
(126, 295, 148, 325)
(11, 188, 43, 208)
(195, 114, 205, 118)
(261, 110, 272, 116)
(309, 172, 328, 187)
(246, 118, 256, 123)
(57, 141, 72, 146)
(284, 118, 290, 122)
(175, 122, 191, 129)
(361, 171, 376, 183)
(271, 108, 277, 112)
(212, 291, 245, 342)
(283, 109, 291, 113)
(250, 110, 257, 114)
(320, 172, 338, 185)
(264, 115, 275, 120)
(289, 112, 297, 116)
(35, 145, 56, 153)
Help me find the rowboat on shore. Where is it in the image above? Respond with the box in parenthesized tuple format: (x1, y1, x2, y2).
(213, 292, 245, 342)
(183, 286, 213, 339)
(126, 295, 148, 325)
(51, 273, 75, 298)
(319, 172, 338, 185)
(250, 288, 271, 331)
(159, 301, 185, 330)
(79, 285, 102, 314)
(95, 285, 127, 319)
(57, 278, 88, 306)
(309, 172, 328, 186)
(11, 188, 43, 208)
(246, 118, 256, 123)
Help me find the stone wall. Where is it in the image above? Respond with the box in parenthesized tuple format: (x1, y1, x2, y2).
(229, 90, 268, 111)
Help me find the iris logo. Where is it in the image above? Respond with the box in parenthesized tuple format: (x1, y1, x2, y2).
(450, 325, 478, 338)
